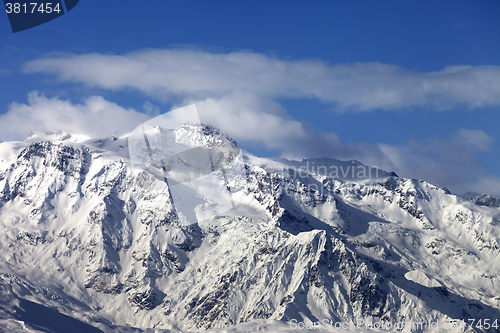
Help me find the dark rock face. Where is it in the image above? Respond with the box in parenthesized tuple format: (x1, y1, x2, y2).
(84, 272, 123, 295)
(128, 288, 158, 310)
(329, 237, 389, 317)
(1, 141, 91, 202)
(17, 141, 91, 182)
(187, 271, 238, 329)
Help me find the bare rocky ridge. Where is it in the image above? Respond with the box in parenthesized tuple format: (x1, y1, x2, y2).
(0, 127, 499, 332)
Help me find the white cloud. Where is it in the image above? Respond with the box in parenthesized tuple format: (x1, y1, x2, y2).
(172, 94, 496, 195)
(12, 49, 500, 196)
(0, 91, 496, 195)
(192, 92, 308, 150)
(182, 93, 377, 161)
(376, 129, 495, 194)
(23, 49, 500, 111)
(0, 91, 150, 141)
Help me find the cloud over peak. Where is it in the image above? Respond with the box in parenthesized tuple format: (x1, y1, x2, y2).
(7, 48, 500, 196)
(0, 91, 498, 196)
(0, 91, 149, 141)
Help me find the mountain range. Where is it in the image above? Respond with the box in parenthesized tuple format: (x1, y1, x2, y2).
(0, 125, 499, 333)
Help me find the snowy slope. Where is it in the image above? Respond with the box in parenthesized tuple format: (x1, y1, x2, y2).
(0, 127, 499, 333)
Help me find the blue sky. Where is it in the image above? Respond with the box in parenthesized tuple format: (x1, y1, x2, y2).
(1, 0, 499, 195)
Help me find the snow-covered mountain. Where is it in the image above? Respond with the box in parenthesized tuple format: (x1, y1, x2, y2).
(461, 193, 500, 209)
(0, 125, 499, 333)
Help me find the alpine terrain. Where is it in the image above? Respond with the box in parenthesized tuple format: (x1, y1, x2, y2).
(0, 123, 499, 333)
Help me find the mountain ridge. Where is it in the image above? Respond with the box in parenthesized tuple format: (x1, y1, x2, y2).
(0, 125, 499, 332)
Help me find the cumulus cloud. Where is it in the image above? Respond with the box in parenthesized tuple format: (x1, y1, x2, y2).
(11, 48, 500, 195)
(23, 48, 500, 111)
(0, 91, 149, 141)
(0, 90, 496, 195)
(189, 93, 385, 162)
(176, 94, 497, 195)
(377, 129, 496, 194)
